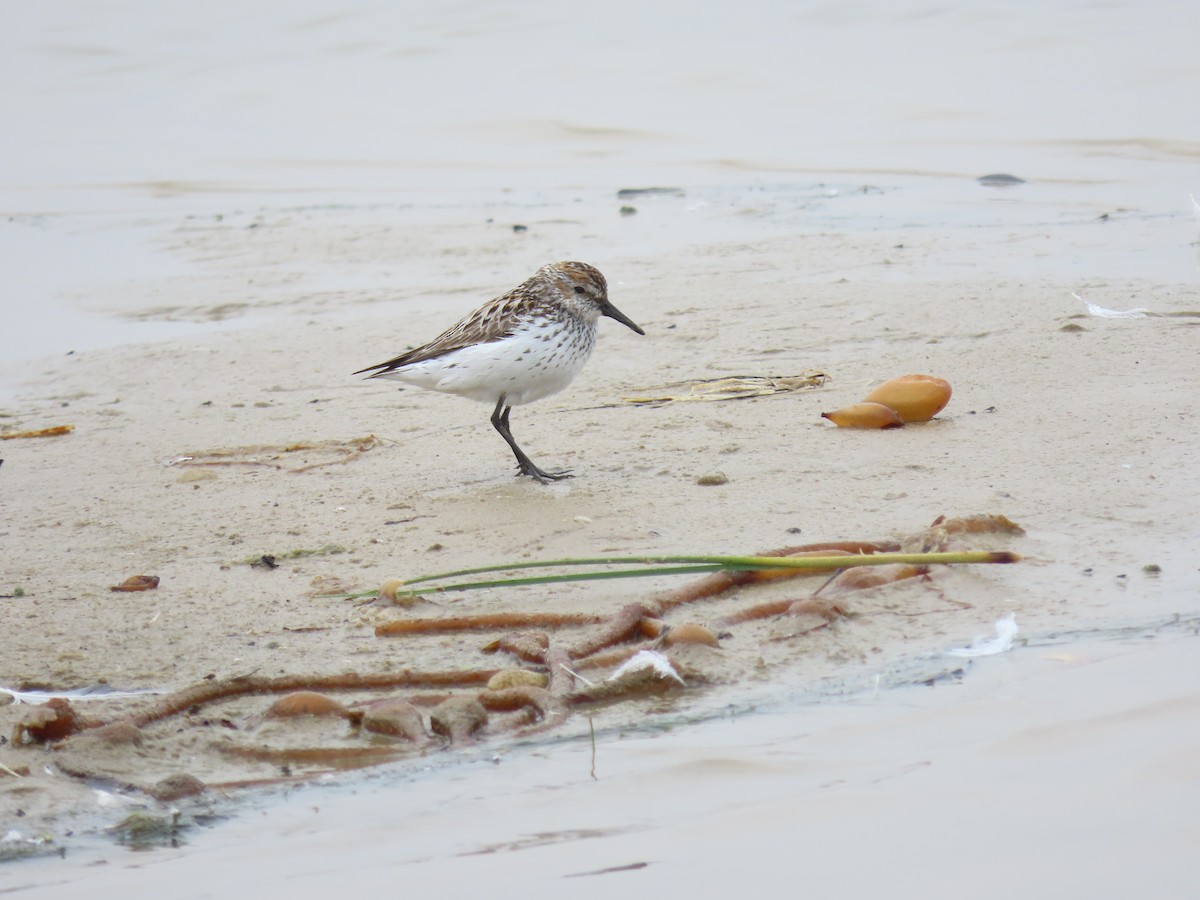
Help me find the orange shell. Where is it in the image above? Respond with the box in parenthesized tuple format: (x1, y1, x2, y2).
(863, 374, 952, 422)
(821, 402, 905, 429)
(110, 575, 160, 592)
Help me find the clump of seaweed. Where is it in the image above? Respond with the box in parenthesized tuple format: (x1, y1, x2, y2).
(10, 515, 1022, 796)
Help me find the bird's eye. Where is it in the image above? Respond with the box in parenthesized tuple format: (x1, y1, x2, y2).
(574, 285, 586, 295)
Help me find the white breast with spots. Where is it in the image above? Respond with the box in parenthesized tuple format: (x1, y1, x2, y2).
(379, 318, 597, 406)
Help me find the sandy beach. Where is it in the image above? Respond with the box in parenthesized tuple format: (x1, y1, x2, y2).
(3, 1, 1199, 895)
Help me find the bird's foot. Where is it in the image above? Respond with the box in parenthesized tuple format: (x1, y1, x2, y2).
(518, 463, 573, 483)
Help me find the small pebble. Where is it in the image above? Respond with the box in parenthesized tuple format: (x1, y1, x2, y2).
(696, 473, 728, 486)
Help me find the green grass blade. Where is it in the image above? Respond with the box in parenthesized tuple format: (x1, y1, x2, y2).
(339, 550, 1018, 600)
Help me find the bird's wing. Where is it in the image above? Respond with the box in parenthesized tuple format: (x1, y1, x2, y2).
(353, 289, 529, 376)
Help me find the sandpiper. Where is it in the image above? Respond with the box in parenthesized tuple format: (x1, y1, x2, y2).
(355, 261, 644, 482)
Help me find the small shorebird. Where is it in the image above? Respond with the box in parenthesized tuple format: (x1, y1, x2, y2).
(355, 261, 644, 483)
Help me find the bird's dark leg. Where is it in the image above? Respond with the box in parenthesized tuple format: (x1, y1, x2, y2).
(490, 396, 572, 483)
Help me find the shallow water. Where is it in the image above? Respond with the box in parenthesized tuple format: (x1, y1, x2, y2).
(9, 621, 1200, 898)
(3, 170, 1193, 399)
(4, 0, 1198, 384)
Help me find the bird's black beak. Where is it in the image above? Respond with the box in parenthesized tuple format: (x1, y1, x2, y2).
(602, 301, 645, 335)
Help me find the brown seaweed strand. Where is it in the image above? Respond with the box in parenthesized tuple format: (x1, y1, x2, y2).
(529, 644, 577, 732)
(713, 599, 796, 627)
(119, 670, 499, 730)
(565, 603, 660, 660)
(376, 612, 603, 636)
(656, 542, 896, 612)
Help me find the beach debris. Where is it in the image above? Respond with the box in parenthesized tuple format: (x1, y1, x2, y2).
(217, 743, 403, 770)
(60, 670, 498, 739)
(146, 774, 207, 802)
(110, 575, 160, 592)
(478, 686, 552, 720)
(167, 435, 379, 473)
(486, 669, 548, 691)
(365, 544, 1015, 614)
(696, 472, 728, 486)
(824, 563, 930, 595)
(566, 862, 651, 878)
(945, 613, 1019, 658)
(481, 631, 550, 662)
(87, 721, 144, 746)
(563, 651, 685, 705)
(359, 698, 428, 740)
(110, 811, 184, 850)
(823, 373, 952, 428)
(821, 401, 905, 429)
(377, 577, 412, 605)
(1073, 292, 1149, 318)
(977, 173, 1025, 188)
(924, 513, 1025, 537)
(12, 698, 95, 744)
(659, 623, 720, 648)
(864, 374, 952, 423)
(620, 372, 827, 407)
(379, 611, 602, 636)
(14, 516, 1024, 796)
(429, 697, 488, 743)
(716, 592, 851, 629)
(786, 597, 851, 629)
(1, 830, 52, 860)
(655, 545, 889, 607)
(0, 424, 74, 440)
(239, 545, 346, 567)
(613, 650, 683, 684)
(262, 691, 352, 721)
(605, 651, 684, 692)
(0, 684, 166, 705)
(616, 187, 685, 198)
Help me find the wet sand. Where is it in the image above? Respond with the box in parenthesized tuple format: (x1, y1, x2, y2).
(11, 627, 1200, 899)
(3, 1, 1200, 894)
